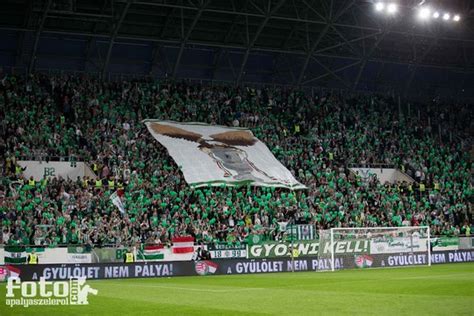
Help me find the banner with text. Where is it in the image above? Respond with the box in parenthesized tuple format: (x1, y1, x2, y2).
(247, 240, 371, 259)
(370, 237, 428, 254)
(208, 244, 247, 259)
(3, 250, 472, 281)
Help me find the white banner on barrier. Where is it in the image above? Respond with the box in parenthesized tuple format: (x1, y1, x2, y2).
(144, 120, 305, 189)
(67, 254, 92, 263)
(18, 161, 96, 180)
(459, 237, 473, 250)
(1, 248, 93, 264)
(370, 237, 428, 254)
(350, 167, 414, 184)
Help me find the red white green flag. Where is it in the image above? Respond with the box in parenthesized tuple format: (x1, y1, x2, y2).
(138, 244, 165, 260)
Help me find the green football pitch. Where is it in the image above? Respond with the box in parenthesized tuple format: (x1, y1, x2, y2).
(1, 263, 473, 315)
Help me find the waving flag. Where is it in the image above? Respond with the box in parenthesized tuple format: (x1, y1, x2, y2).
(144, 120, 306, 189)
(110, 189, 125, 215)
(138, 245, 165, 260)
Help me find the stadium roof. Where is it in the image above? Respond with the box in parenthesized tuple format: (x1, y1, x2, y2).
(1, 0, 473, 99)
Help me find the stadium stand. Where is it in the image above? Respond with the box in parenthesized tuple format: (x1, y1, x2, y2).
(1, 73, 472, 247)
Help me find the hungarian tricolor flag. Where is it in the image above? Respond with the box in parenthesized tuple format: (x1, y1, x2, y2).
(172, 236, 195, 253)
(138, 244, 165, 260)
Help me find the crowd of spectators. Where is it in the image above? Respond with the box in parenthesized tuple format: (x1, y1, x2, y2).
(0, 73, 472, 247)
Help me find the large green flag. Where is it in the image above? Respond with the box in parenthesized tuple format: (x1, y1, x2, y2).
(247, 234, 265, 245)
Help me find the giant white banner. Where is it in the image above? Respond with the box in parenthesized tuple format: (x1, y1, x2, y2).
(144, 120, 306, 189)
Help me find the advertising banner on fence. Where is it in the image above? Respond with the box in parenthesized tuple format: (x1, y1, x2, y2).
(144, 120, 305, 189)
(2, 250, 473, 281)
(383, 250, 473, 267)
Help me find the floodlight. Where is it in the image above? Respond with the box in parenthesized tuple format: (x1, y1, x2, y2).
(432, 12, 440, 19)
(443, 13, 450, 20)
(375, 2, 385, 12)
(418, 7, 431, 20)
(387, 3, 397, 14)
(453, 15, 460, 22)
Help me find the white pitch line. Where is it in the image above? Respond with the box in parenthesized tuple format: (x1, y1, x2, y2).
(112, 283, 264, 293)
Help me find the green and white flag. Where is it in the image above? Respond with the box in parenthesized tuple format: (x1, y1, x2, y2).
(288, 224, 315, 240)
(4, 246, 27, 264)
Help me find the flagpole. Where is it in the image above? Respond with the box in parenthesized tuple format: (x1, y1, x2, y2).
(285, 168, 296, 273)
(137, 243, 148, 264)
(291, 217, 295, 273)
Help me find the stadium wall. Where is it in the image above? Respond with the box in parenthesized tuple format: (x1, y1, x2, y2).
(1, 246, 204, 265)
(2, 250, 473, 281)
(2, 237, 472, 265)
